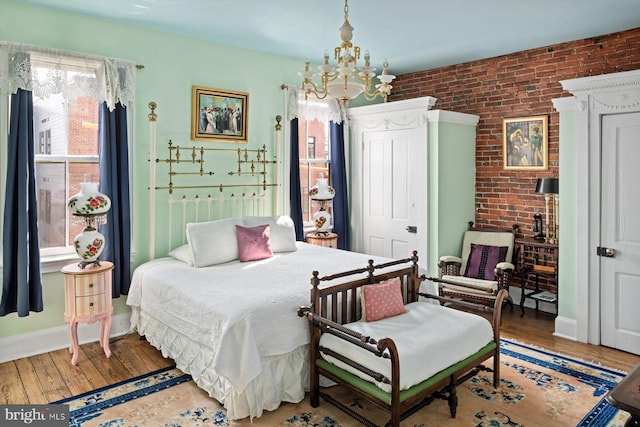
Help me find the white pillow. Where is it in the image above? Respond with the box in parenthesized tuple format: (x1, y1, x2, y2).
(168, 244, 194, 266)
(186, 217, 243, 267)
(242, 215, 297, 252)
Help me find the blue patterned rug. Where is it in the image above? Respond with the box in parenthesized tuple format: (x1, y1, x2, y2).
(51, 339, 629, 426)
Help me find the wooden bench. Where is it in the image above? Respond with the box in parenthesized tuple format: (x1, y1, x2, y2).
(297, 251, 507, 427)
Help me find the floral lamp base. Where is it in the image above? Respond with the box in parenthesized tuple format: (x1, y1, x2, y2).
(313, 209, 332, 234)
(74, 227, 105, 269)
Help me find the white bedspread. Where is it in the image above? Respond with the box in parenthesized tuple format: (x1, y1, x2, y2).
(127, 243, 408, 408)
(319, 301, 494, 393)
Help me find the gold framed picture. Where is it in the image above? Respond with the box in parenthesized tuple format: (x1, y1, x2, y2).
(191, 86, 248, 143)
(503, 115, 548, 170)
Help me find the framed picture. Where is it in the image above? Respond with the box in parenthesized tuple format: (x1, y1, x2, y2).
(191, 86, 248, 143)
(503, 115, 548, 170)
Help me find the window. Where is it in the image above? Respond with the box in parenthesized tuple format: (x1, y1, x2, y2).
(298, 115, 331, 225)
(34, 93, 100, 254)
(1, 54, 107, 260)
(1, 42, 135, 279)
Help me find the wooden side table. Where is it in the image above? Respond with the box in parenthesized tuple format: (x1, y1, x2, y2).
(306, 232, 338, 249)
(515, 238, 558, 317)
(61, 261, 114, 365)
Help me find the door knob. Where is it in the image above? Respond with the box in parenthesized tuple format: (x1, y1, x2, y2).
(597, 246, 615, 258)
(405, 225, 417, 233)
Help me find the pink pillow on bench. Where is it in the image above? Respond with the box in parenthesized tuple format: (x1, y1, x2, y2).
(235, 224, 273, 262)
(361, 277, 405, 322)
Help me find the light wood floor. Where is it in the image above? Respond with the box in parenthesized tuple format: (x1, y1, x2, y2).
(1, 306, 639, 405)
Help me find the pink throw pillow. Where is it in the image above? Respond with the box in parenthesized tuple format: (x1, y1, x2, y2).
(235, 224, 273, 262)
(362, 277, 405, 322)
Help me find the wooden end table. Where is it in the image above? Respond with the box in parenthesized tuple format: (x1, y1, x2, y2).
(305, 232, 338, 249)
(61, 261, 114, 365)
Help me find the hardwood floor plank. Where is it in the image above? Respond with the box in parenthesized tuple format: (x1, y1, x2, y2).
(129, 334, 174, 370)
(30, 353, 69, 403)
(73, 346, 111, 391)
(0, 361, 27, 404)
(109, 334, 172, 377)
(48, 348, 94, 400)
(13, 358, 47, 404)
(83, 339, 136, 384)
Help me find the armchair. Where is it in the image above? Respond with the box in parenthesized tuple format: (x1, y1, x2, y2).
(431, 222, 518, 308)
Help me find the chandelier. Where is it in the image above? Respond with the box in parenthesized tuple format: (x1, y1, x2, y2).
(298, 0, 396, 106)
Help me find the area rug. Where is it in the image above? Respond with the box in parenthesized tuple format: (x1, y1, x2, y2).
(52, 339, 630, 426)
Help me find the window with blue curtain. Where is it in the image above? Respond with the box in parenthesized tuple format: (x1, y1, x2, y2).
(0, 42, 136, 315)
(284, 85, 350, 249)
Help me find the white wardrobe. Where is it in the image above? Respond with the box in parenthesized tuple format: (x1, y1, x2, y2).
(348, 97, 479, 278)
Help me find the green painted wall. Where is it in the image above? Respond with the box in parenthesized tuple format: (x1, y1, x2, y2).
(0, 0, 304, 338)
(557, 109, 577, 320)
(427, 119, 476, 276)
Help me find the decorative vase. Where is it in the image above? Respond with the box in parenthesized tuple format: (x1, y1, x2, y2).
(74, 227, 105, 264)
(68, 182, 110, 216)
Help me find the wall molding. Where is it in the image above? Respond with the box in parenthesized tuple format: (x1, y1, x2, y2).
(0, 313, 131, 364)
(553, 316, 578, 341)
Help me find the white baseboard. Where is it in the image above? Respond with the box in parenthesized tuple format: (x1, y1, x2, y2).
(553, 316, 578, 341)
(0, 313, 132, 364)
(509, 287, 578, 341)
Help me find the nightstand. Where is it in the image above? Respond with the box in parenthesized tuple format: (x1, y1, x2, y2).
(305, 232, 338, 249)
(61, 261, 114, 365)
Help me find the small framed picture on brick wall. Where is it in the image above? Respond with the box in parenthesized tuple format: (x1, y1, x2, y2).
(503, 115, 548, 170)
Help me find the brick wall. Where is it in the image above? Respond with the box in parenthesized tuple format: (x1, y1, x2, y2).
(390, 27, 640, 237)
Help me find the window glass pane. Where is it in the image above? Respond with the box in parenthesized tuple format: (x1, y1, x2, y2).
(298, 115, 330, 224)
(35, 162, 66, 248)
(32, 88, 100, 254)
(68, 97, 99, 155)
(68, 162, 100, 245)
(33, 94, 66, 155)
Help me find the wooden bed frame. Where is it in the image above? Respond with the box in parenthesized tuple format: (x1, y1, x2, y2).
(297, 251, 507, 427)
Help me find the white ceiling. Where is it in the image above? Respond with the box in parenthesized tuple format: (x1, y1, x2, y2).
(15, 0, 640, 74)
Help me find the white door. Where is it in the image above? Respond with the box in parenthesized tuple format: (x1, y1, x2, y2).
(361, 128, 421, 260)
(600, 112, 640, 354)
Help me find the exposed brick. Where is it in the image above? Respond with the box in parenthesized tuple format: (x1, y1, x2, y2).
(389, 27, 640, 238)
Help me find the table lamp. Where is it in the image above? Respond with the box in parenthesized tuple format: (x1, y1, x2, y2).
(67, 181, 111, 268)
(309, 177, 335, 235)
(535, 177, 559, 243)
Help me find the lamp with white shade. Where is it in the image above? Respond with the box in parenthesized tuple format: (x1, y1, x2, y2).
(309, 177, 335, 235)
(67, 181, 111, 268)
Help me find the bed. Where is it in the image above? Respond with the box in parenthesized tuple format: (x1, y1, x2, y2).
(126, 214, 415, 420)
(298, 252, 506, 427)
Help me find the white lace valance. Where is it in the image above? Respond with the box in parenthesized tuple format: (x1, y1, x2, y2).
(0, 42, 135, 111)
(283, 83, 344, 124)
